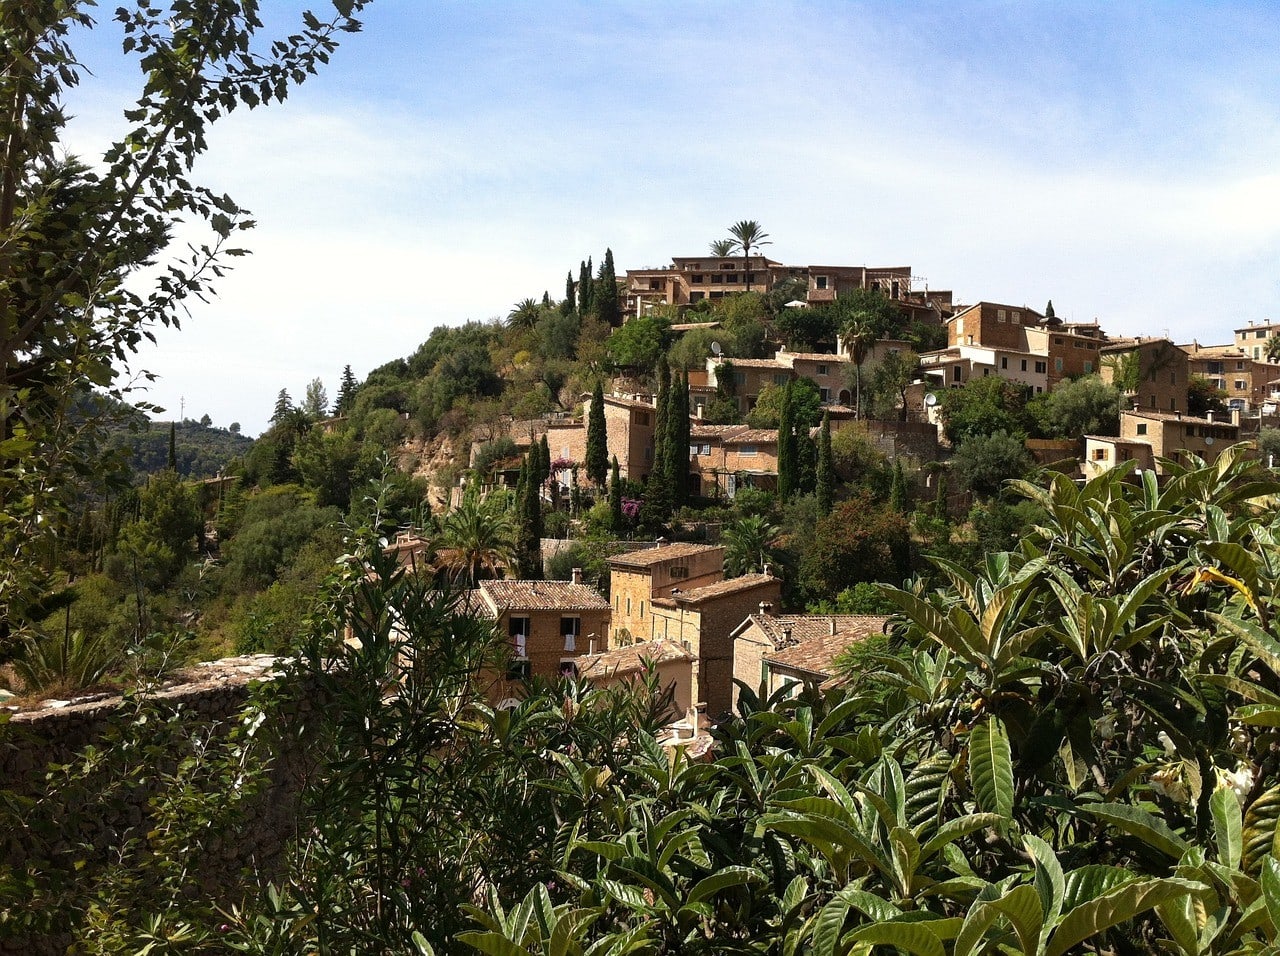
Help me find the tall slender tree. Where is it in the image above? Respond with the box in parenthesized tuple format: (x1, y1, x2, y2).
(562, 270, 576, 315)
(336, 365, 358, 414)
(271, 389, 294, 425)
(669, 370, 691, 506)
(578, 257, 594, 317)
(644, 358, 673, 522)
(609, 456, 623, 532)
(890, 459, 909, 513)
(776, 379, 797, 501)
(585, 381, 609, 488)
(167, 422, 177, 471)
(816, 411, 833, 516)
(727, 220, 771, 290)
(595, 248, 620, 326)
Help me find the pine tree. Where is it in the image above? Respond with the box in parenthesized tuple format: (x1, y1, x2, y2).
(541, 290, 551, 308)
(776, 380, 796, 501)
(271, 388, 294, 425)
(816, 411, 833, 516)
(1045, 299, 1055, 319)
(585, 380, 609, 488)
(609, 456, 623, 532)
(336, 365, 358, 414)
(167, 422, 177, 471)
(595, 247, 620, 326)
(562, 270, 576, 315)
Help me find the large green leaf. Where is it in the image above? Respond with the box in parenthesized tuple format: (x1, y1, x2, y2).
(457, 932, 533, 956)
(684, 866, 764, 906)
(1025, 834, 1065, 927)
(1244, 784, 1280, 873)
(1211, 785, 1243, 871)
(1046, 878, 1203, 956)
(969, 716, 1014, 822)
(991, 884, 1045, 955)
(1082, 802, 1190, 861)
(1261, 857, 1280, 940)
(844, 919, 946, 956)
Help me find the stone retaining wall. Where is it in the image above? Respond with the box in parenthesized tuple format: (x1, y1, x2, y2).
(0, 656, 318, 954)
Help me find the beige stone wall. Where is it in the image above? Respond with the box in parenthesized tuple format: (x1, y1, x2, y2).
(609, 550, 723, 644)
(732, 622, 773, 706)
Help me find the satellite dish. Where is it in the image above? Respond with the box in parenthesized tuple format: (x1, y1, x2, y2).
(924, 393, 938, 407)
(1204, 436, 1215, 446)
(711, 341, 723, 356)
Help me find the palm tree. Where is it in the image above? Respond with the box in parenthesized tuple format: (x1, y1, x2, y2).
(721, 513, 780, 577)
(507, 297, 541, 330)
(842, 318, 876, 418)
(433, 486, 516, 586)
(709, 238, 736, 257)
(1266, 334, 1280, 365)
(726, 220, 770, 291)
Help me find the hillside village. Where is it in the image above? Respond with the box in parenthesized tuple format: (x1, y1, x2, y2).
(326, 242, 1280, 737)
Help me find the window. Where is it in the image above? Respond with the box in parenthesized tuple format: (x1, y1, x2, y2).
(691, 274, 703, 284)
(952, 366, 962, 382)
(774, 373, 789, 386)
(690, 291, 704, 302)
(1001, 357, 1008, 370)
(1238, 361, 1246, 370)
(721, 263, 735, 270)
(1258, 330, 1268, 339)
(1137, 423, 1148, 435)
(670, 565, 689, 580)
(1021, 359, 1028, 372)
(560, 616, 580, 652)
(817, 364, 828, 375)
(741, 444, 758, 456)
(815, 275, 828, 290)
(1054, 337, 1064, 345)
(732, 371, 746, 385)
(819, 387, 830, 402)
(640, 601, 645, 618)
(626, 597, 631, 614)
(636, 412, 650, 426)
(1035, 361, 1047, 374)
(559, 660, 580, 678)
(997, 309, 1007, 322)
(1084, 361, 1093, 373)
(1093, 448, 1108, 461)
(1012, 311, 1021, 325)
(509, 616, 530, 659)
(1236, 379, 1247, 390)
(1055, 358, 1064, 372)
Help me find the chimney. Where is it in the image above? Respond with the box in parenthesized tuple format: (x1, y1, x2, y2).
(759, 601, 773, 615)
(762, 562, 771, 577)
(588, 635, 596, 655)
(571, 567, 583, 584)
(830, 618, 837, 636)
(1206, 410, 1214, 423)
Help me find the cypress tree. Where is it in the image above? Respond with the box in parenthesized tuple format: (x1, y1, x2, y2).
(644, 358, 673, 523)
(668, 369, 691, 506)
(586, 380, 609, 488)
(609, 456, 623, 532)
(776, 379, 796, 501)
(563, 270, 576, 315)
(541, 290, 551, 308)
(271, 388, 293, 425)
(578, 257, 594, 317)
(816, 411, 833, 515)
(595, 247, 620, 326)
(517, 452, 543, 578)
(934, 471, 949, 522)
(890, 459, 909, 513)
(167, 422, 177, 471)
(539, 434, 552, 485)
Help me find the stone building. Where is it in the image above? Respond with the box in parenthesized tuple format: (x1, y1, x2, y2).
(607, 542, 725, 645)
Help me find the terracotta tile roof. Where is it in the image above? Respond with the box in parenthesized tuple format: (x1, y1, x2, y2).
(1124, 410, 1238, 427)
(743, 614, 890, 650)
(722, 358, 791, 369)
(605, 394, 657, 410)
(577, 638, 695, 679)
(478, 580, 610, 612)
(671, 321, 722, 332)
(766, 633, 863, 678)
(1179, 343, 1248, 358)
(655, 573, 779, 607)
(1085, 436, 1152, 447)
(691, 424, 750, 439)
(608, 542, 724, 569)
(723, 429, 779, 445)
(1100, 336, 1172, 352)
(784, 352, 849, 364)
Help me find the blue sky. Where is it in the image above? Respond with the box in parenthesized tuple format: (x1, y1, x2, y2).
(63, 1, 1280, 435)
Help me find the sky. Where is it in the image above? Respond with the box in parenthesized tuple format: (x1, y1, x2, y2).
(61, 0, 1280, 436)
